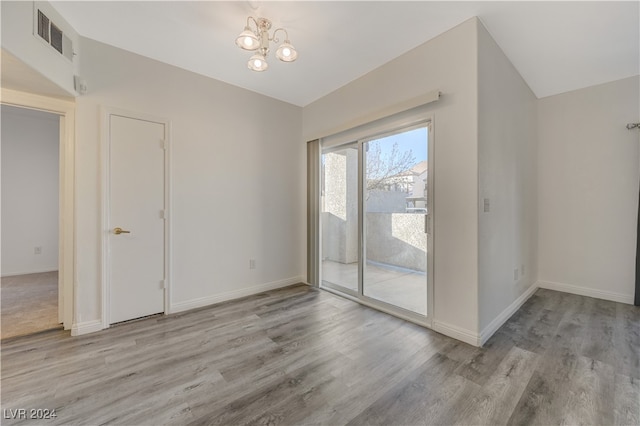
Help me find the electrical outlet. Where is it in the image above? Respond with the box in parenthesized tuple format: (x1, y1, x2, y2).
(521, 264, 525, 276)
(34, 246, 42, 255)
(249, 259, 256, 270)
(514, 268, 519, 281)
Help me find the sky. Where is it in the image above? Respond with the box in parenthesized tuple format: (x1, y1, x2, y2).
(369, 126, 428, 166)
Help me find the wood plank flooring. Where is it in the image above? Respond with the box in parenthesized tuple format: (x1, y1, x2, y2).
(1, 272, 60, 339)
(1, 285, 638, 425)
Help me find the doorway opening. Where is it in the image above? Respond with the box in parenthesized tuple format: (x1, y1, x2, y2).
(1, 105, 62, 338)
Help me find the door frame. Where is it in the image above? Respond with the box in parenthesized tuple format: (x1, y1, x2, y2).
(358, 120, 435, 326)
(319, 142, 360, 297)
(1, 88, 75, 331)
(100, 107, 171, 327)
(319, 117, 435, 328)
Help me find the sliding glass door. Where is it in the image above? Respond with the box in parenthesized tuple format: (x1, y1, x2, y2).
(363, 126, 429, 315)
(320, 122, 433, 324)
(321, 144, 359, 295)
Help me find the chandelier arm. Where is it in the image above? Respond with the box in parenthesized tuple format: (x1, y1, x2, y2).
(246, 16, 259, 32)
(270, 28, 289, 44)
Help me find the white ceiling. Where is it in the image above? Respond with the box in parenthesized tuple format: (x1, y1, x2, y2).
(50, 1, 639, 107)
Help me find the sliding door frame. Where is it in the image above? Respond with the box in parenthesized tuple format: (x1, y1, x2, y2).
(319, 142, 360, 297)
(319, 117, 435, 329)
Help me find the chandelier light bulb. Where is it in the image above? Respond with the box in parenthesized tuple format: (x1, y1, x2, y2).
(276, 41, 298, 62)
(235, 26, 259, 51)
(248, 53, 268, 71)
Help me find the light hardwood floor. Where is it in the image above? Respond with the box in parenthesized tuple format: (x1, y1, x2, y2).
(1, 272, 61, 339)
(1, 284, 638, 425)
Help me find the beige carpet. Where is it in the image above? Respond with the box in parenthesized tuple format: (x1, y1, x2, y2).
(1, 271, 61, 339)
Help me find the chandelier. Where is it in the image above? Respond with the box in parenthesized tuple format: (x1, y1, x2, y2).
(235, 17, 298, 72)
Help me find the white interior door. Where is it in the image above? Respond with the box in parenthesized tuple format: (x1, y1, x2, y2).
(108, 114, 166, 324)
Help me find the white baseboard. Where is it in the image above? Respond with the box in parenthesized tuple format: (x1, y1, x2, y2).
(71, 320, 103, 336)
(479, 283, 538, 346)
(432, 320, 481, 347)
(170, 276, 306, 314)
(1, 268, 58, 278)
(537, 280, 634, 305)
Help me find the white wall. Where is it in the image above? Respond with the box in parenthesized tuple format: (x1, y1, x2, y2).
(1, 1, 78, 95)
(477, 23, 539, 333)
(74, 38, 304, 324)
(1, 105, 59, 276)
(3, 1, 633, 341)
(304, 18, 480, 339)
(538, 76, 640, 303)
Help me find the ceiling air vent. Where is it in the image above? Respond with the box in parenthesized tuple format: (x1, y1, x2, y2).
(35, 8, 74, 62)
(50, 23, 63, 54)
(37, 10, 49, 42)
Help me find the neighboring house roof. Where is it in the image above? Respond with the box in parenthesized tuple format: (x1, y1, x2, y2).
(373, 160, 429, 182)
(411, 160, 428, 175)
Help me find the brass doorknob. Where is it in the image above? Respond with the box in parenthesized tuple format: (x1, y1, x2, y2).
(113, 227, 131, 235)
